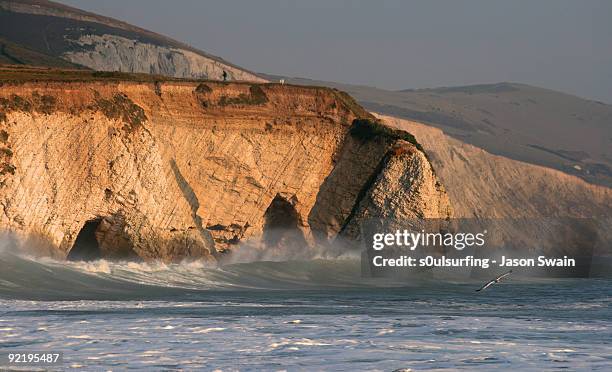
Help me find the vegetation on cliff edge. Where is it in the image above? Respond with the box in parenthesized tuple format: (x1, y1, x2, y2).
(195, 83, 212, 94)
(349, 118, 425, 153)
(94, 93, 147, 132)
(219, 85, 269, 106)
(332, 89, 373, 119)
(0, 92, 57, 115)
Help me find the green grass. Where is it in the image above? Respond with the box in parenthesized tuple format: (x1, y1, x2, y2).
(0, 65, 184, 83)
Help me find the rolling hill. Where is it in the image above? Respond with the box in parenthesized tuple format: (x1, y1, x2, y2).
(265, 75, 612, 187)
(0, 0, 265, 81)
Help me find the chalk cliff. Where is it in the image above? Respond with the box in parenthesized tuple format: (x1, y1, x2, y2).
(0, 0, 266, 82)
(378, 115, 612, 275)
(0, 67, 449, 261)
(377, 114, 612, 220)
(61, 34, 266, 83)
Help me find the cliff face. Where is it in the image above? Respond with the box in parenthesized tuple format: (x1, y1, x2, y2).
(340, 141, 451, 241)
(0, 0, 266, 82)
(61, 34, 266, 83)
(0, 69, 449, 261)
(378, 115, 612, 273)
(378, 114, 612, 220)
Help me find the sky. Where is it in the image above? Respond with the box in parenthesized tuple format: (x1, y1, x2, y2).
(57, 0, 612, 103)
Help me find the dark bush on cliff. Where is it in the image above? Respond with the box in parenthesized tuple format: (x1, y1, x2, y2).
(349, 118, 424, 153)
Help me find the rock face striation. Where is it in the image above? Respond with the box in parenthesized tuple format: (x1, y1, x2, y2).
(0, 67, 450, 261)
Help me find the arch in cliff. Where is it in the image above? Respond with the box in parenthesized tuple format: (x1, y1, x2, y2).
(67, 216, 140, 261)
(67, 219, 103, 261)
(262, 195, 307, 250)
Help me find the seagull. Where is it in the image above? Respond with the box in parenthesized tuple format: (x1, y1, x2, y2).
(476, 270, 513, 292)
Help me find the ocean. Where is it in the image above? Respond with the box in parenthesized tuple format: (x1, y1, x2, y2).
(1, 250, 611, 371)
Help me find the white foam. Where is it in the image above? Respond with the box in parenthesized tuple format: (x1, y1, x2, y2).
(192, 327, 226, 334)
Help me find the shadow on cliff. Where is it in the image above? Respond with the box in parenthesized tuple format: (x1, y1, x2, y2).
(169, 158, 215, 254)
(307, 126, 391, 247)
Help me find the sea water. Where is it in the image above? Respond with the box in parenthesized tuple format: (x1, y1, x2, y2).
(0, 250, 611, 371)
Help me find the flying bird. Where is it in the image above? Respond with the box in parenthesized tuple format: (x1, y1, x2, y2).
(476, 270, 513, 292)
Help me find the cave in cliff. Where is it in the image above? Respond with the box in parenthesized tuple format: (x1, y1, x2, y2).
(67, 219, 103, 261)
(67, 217, 140, 261)
(263, 195, 308, 250)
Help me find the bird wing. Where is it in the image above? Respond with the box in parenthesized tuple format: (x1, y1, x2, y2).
(496, 270, 513, 281)
(476, 280, 495, 292)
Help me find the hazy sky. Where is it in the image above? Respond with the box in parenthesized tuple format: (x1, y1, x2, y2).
(58, 0, 612, 102)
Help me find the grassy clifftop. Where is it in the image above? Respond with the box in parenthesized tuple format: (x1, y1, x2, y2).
(0, 64, 425, 153)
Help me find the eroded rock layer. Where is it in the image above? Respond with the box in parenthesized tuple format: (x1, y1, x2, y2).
(0, 71, 449, 261)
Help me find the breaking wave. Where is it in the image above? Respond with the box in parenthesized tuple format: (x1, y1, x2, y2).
(0, 242, 415, 300)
